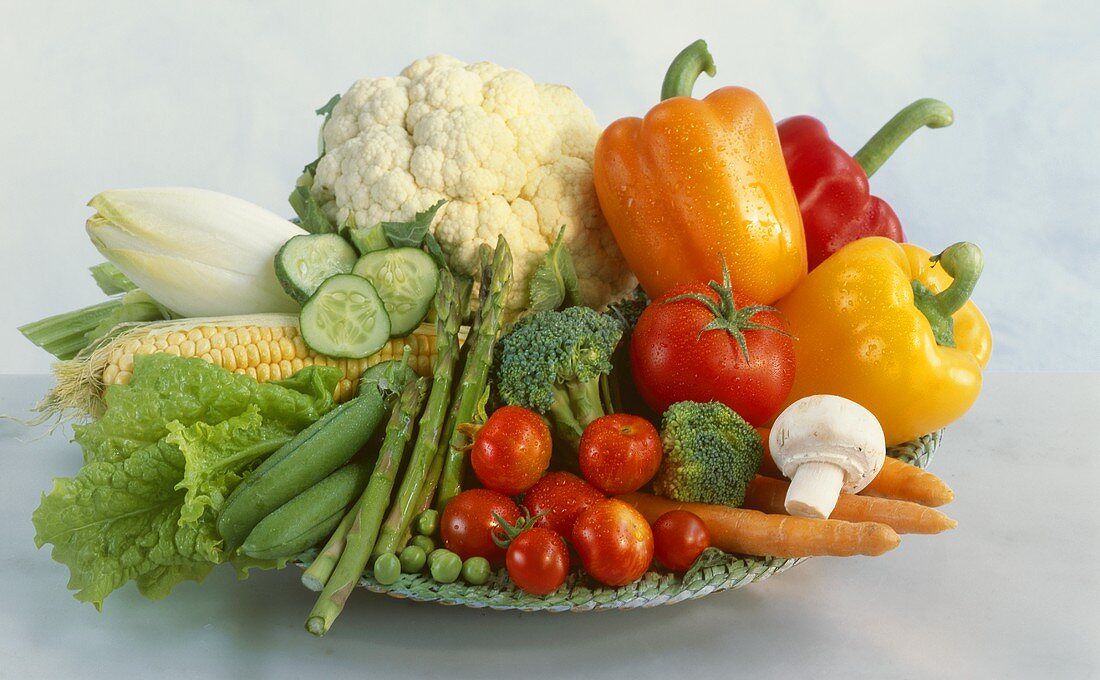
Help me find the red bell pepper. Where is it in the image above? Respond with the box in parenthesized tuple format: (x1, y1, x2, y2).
(777, 98, 954, 270)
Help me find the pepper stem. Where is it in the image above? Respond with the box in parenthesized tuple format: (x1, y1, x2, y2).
(911, 242, 984, 348)
(853, 98, 954, 178)
(661, 39, 717, 101)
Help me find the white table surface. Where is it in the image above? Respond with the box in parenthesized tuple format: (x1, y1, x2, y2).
(1, 373, 1096, 679)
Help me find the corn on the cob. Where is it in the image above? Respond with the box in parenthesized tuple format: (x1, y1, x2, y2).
(42, 314, 450, 421)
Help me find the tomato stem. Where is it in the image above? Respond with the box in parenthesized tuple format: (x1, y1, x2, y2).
(665, 258, 791, 363)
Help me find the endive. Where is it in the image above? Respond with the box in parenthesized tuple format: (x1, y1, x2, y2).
(87, 188, 304, 317)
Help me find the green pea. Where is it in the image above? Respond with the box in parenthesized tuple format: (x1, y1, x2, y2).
(415, 509, 440, 536)
(373, 552, 401, 586)
(410, 535, 435, 555)
(430, 550, 462, 584)
(399, 545, 427, 573)
(461, 557, 491, 585)
(426, 546, 449, 569)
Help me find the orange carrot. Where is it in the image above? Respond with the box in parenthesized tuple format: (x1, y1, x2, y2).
(755, 427, 954, 507)
(862, 458, 954, 507)
(617, 492, 900, 558)
(742, 476, 957, 535)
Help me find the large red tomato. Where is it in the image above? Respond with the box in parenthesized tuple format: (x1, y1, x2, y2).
(630, 277, 795, 426)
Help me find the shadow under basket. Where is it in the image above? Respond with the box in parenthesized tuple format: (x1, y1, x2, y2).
(296, 430, 943, 612)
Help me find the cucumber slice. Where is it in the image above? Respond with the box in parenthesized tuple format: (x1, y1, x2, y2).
(352, 248, 440, 336)
(299, 274, 390, 358)
(275, 234, 358, 303)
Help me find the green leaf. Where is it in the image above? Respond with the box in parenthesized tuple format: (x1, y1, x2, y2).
(422, 232, 448, 269)
(315, 94, 341, 120)
(89, 262, 137, 295)
(33, 354, 342, 607)
(381, 200, 446, 248)
(527, 226, 580, 312)
(77, 354, 339, 465)
(32, 439, 221, 608)
(344, 211, 392, 255)
(83, 290, 166, 345)
(228, 552, 291, 579)
(289, 185, 335, 234)
(169, 406, 291, 525)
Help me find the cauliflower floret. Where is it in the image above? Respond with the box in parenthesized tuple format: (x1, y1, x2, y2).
(311, 54, 635, 310)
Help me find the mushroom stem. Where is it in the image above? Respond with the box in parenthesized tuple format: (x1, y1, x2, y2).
(785, 461, 845, 519)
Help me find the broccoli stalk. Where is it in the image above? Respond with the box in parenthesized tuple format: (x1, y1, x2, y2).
(546, 377, 606, 447)
(496, 306, 623, 454)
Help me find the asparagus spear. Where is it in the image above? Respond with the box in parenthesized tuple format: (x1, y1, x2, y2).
(305, 376, 430, 635)
(300, 497, 362, 592)
(371, 270, 464, 558)
(403, 245, 491, 526)
(435, 237, 513, 510)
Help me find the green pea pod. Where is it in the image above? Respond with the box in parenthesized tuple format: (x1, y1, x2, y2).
(240, 462, 371, 560)
(218, 392, 386, 549)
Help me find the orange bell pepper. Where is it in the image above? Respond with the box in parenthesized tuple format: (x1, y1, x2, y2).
(594, 40, 807, 304)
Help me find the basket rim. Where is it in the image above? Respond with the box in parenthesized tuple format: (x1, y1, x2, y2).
(296, 430, 942, 612)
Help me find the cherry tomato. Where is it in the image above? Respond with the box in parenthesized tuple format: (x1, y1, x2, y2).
(522, 471, 605, 537)
(630, 282, 794, 426)
(578, 414, 662, 495)
(441, 489, 521, 566)
(651, 510, 711, 572)
(471, 406, 552, 496)
(571, 499, 653, 586)
(505, 527, 570, 595)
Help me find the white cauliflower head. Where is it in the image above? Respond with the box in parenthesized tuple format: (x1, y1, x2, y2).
(310, 54, 635, 310)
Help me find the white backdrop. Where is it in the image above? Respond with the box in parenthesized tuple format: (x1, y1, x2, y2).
(2, 0, 1096, 373)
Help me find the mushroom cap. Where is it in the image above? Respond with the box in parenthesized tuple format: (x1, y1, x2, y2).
(769, 395, 886, 493)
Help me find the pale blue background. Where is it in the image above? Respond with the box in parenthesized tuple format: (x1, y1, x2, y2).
(2, 0, 1096, 372)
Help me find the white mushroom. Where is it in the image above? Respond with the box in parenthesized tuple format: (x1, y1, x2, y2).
(769, 395, 886, 519)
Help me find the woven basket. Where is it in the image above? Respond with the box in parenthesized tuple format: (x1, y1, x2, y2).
(298, 430, 942, 612)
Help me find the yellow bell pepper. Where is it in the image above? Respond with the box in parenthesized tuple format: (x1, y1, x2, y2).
(776, 237, 992, 445)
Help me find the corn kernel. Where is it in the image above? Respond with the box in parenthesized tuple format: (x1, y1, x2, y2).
(257, 339, 271, 365)
(233, 345, 250, 369)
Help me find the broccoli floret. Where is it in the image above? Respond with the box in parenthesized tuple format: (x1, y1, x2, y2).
(654, 401, 763, 507)
(496, 306, 623, 451)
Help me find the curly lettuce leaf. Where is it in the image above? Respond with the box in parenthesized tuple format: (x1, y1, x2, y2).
(169, 405, 290, 525)
(33, 354, 342, 608)
(32, 440, 220, 609)
(76, 353, 338, 464)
